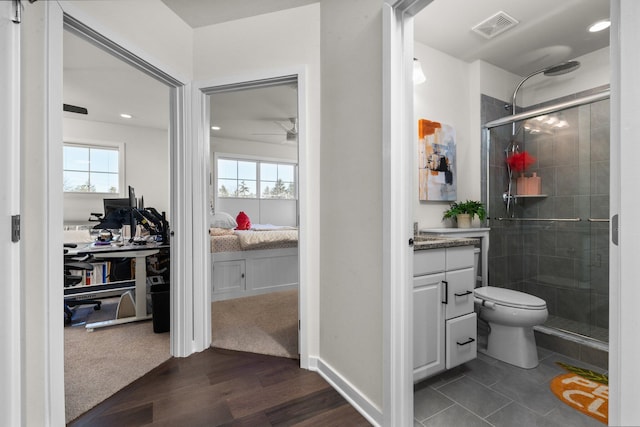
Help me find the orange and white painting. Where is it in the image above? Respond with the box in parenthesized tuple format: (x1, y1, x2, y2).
(418, 119, 457, 201)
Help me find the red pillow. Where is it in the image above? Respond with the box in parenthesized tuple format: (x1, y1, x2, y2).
(235, 211, 251, 230)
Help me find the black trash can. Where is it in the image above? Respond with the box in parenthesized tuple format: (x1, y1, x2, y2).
(150, 283, 170, 333)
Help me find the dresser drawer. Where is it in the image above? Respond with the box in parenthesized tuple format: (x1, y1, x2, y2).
(445, 313, 477, 369)
(413, 248, 445, 276)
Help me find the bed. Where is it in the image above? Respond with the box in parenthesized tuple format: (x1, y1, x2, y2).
(210, 225, 299, 301)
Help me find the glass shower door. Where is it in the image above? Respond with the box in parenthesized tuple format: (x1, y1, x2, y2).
(486, 98, 609, 343)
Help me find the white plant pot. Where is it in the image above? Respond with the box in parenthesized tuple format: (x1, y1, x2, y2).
(456, 214, 472, 228)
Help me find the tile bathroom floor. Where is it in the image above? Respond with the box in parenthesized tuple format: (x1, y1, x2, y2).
(414, 347, 606, 427)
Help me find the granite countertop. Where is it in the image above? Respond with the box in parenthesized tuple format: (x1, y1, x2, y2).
(413, 235, 479, 251)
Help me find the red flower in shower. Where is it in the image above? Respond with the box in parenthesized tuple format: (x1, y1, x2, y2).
(506, 151, 536, 172)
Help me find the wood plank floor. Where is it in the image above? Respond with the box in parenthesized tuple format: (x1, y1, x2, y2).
(68, 348, 371, 426)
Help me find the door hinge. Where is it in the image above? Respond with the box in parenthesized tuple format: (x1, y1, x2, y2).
(11, 215, 20, 242)
(408, 238, 414, 246)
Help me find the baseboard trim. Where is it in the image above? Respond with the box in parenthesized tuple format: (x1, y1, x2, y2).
(310, 356, 382, 426)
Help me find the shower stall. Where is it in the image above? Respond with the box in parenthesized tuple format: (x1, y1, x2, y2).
(482, 88, 610, 348)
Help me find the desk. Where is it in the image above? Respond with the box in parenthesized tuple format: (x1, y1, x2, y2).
(419, 228, 490, 287)
(68, 243, 167, 330)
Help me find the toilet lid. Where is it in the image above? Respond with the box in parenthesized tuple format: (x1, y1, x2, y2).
(474, 287, 547, 309)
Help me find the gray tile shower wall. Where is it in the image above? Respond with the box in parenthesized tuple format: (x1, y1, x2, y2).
(481, 86, 610, 337)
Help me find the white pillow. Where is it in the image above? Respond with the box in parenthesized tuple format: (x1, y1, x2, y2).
(211, 212, 237, 229)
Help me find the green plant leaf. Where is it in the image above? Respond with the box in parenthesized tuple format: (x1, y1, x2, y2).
(556, 362, 609, 385)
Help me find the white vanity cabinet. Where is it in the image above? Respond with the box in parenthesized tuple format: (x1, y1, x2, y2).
(413, 245, 477, 382)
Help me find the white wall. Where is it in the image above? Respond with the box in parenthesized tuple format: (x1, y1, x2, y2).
(413, 42, 476, 229)
(211, 136, 297, 160)
(59, 0, 193, 82)
(522, 47, 610, 107)
(63, 118, 169, 224)
(319, 0, 383, 413)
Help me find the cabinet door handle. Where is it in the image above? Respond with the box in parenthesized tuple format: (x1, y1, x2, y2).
(454, 290, 473, 297)
(442, 281, 448, 304)
(456, 337, 475, 346)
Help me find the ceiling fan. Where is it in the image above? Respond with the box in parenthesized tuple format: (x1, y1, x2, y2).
(253, 117, 298, 143)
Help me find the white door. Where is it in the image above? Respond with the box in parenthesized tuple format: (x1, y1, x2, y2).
(0, 1, 22, 425)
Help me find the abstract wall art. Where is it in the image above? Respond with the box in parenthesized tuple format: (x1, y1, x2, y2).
(418, 118, 457, 201)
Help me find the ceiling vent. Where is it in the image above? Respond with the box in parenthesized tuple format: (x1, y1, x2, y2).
(471, 11, 519, 39)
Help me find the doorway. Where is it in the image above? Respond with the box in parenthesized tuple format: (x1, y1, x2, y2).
(61, 24, 173, 422)
(199, 73, 307, 364)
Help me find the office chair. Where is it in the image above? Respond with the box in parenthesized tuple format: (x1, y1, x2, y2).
(64, 244, 102, 323)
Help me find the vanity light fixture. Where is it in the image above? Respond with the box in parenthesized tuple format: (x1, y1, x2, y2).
(413, 58, 426, 85)
(589, 20, 610, 33)
(211, 126, 221, 130)
(120, 113, 132, 119)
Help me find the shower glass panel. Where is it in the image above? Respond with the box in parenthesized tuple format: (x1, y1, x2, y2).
(486, 98, 609, 343)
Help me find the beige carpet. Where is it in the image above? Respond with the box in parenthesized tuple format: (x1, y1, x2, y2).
(211, 289, 299, 359)
(64, 298, 171, 423)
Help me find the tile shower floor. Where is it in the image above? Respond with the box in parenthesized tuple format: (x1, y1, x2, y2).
(414, 347, 606, 427)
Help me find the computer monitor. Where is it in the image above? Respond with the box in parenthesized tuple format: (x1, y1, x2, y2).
(103, 198, 130, 218)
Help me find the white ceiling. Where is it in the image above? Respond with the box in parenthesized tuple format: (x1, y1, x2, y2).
(63, 30, 170, 131)
(209, 84, 298, 145)
(63, 0, 610, 140)
(414, 0, 609, 77)
(159, 0, 318, 28)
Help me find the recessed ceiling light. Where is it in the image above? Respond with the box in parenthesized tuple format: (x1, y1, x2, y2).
(211, 126, 221, 130)
(120, 113, 132, 119)
(589, 20, 610, 33)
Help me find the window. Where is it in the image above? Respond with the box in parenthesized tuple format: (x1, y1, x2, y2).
(217, 157, 296, 199)
(63, 144, 121, 193)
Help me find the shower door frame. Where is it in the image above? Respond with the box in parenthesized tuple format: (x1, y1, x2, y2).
(482, 88, 610, 341)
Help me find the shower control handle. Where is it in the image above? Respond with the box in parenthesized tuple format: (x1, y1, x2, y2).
(442, 281, 448, 304)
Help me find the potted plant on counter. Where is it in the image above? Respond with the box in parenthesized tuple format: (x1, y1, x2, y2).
(442, 200, 486, 228)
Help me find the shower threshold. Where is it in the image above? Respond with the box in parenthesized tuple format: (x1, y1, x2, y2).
(535, 314, 609, 352)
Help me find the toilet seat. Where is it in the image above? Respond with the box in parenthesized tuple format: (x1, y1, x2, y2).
(475, 287, 546, 309)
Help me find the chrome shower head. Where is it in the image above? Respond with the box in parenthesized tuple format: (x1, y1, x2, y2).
(508, 60, 581, 135)
(543, 61, 581, 77)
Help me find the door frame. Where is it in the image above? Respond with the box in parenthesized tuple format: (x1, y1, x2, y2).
(384, 0, 637, 424)
(382, 1, 430, 425)
(33, 2, 194, 424)
(1, 1, 22, 425)
(194, 67, 311, 368)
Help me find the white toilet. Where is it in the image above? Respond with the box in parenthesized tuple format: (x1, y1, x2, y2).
(471, 247, 548, 369)
(474, 286, 548, 369)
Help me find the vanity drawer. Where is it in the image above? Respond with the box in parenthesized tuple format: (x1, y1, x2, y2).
(443, 267, 475, 319)
(445, 245, 475, 270)
(445, 312, 477, 369)
(413, 248, 445, 276)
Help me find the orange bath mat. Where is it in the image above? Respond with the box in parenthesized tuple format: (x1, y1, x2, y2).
(550, 362, 608, 424)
